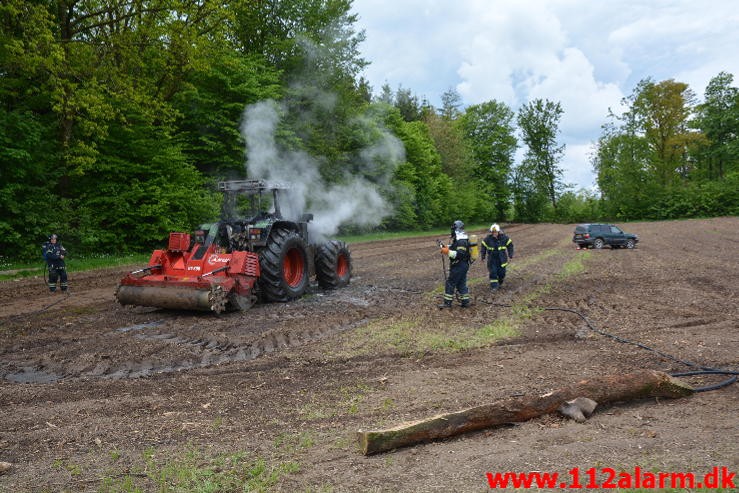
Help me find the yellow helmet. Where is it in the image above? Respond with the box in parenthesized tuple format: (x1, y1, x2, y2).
(490, 223, 500, 233)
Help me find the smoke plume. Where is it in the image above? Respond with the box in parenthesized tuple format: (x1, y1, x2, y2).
(240, 99, 404, 241)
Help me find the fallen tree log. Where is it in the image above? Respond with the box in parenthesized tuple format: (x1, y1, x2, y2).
(357, 370, 693, 455)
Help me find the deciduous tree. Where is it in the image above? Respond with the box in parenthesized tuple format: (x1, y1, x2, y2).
(458, 100, 517, 220)
(693, 72, 739, 181)
(516, 99, 565, 216)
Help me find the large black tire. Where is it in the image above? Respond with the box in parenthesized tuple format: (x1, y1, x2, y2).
(316, 240, 352, 290)
(259, 228, 309, 302)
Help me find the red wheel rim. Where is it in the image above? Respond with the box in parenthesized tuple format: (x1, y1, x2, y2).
(336, 253, 349, 279)
(283, 248, 305, 287)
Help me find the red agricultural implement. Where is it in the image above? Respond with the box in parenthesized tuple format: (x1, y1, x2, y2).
(116, 180, 351, 313)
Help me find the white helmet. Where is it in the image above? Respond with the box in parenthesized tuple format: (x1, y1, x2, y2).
(490, 223, 501, 233)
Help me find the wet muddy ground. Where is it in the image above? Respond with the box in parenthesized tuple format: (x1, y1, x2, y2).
(1, 218, 737, 492)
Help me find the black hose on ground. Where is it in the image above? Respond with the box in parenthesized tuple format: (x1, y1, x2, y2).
(2, 264, 70, 324)
(477, 299, 737, 392)
(4, 294, 71, 324)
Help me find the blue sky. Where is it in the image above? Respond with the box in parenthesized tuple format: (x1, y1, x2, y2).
(350, 0, 739, 189)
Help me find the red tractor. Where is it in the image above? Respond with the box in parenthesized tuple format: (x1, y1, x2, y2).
(116, 180, 352, 313)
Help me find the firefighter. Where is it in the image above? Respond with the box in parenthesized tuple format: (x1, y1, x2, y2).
(42, 234, 69, 293)
(481, 223, 514, 291)
(439, 220, 471, 308)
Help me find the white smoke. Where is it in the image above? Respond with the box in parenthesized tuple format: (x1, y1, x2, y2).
(240, 100, 404, 241)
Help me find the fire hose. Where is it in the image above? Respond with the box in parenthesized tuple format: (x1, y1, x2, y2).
(435, 239, 448, 283)
(478, 299, 737, 392)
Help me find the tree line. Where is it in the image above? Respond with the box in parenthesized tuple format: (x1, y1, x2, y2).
(1, 1, 737, 260)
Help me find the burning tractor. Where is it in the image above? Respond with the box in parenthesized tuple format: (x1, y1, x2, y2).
(116, 180, 352, 313)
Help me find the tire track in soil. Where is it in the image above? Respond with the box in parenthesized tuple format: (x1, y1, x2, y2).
(1, 284, 377, 382)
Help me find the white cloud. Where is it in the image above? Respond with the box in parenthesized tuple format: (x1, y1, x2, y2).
(352, 0, 739, 188)
(562, 143, 596, 191)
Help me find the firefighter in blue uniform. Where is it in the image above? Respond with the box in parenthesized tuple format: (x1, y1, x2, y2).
(481, 223, 514, 291)
(439, 220, 471, 308)
(42, 234, 69, 293)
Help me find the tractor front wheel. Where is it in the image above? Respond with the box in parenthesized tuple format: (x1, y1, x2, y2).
(259, 229, 309, 302)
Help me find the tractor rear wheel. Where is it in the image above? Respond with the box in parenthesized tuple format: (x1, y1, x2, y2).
(316, 240, 352, 289)
(259, 228, 309, 302)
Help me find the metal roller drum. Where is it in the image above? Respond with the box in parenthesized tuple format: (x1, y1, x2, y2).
(115, 285, 226, 312)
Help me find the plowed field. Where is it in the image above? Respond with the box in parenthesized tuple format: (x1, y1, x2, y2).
(1, 218, 737, 492)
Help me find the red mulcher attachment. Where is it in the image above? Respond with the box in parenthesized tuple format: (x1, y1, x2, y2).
(116, 232, 260, 313)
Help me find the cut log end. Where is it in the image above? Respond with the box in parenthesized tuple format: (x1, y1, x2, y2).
(649, 371, 695, 398)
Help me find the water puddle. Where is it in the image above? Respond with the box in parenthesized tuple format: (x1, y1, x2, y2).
(5, 366, 60, 384)
(116, 320, 165, 333)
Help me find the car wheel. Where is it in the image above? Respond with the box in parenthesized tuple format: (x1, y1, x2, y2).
(625, 239, 635, 249)
(593, 238, 604, 249)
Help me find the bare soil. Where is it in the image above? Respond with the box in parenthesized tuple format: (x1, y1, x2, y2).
(1, 218, 737, 492)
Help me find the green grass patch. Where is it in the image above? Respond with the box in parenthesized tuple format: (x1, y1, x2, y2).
(557, 250, 590, 278)
(99, 447, 300, 493)
(472, 320, 519, 343)
(0, 253, 150, 281)
(337, 318, 420, 357)
(335, 315, 520, 356)
(416, 319, 520, 352)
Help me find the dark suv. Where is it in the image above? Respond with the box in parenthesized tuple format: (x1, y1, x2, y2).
(573, 223, 639, 249)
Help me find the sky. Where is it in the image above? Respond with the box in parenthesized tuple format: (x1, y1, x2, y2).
(350, 0, 739, 190)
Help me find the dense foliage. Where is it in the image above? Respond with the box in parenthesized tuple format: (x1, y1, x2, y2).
(592, 74, 739, 221)
(1, 1, 737, 260)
